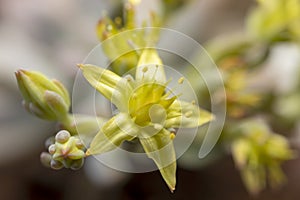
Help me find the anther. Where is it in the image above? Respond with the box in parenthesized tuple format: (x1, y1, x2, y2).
(142, 66, 148, 73)
(170, 133, 176, 140)
(126, 76, 132, 82)
(185, 111, 193, 118)
(178, 77, 184, 84)
(114, 17, 122, 26)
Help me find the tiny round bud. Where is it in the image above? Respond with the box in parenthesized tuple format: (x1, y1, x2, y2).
(48, 144, 56, 155)
(55, 130, 71, 143)
(50, 160, 63, 170)
(45, 136, 55, 149)
(75, 138, 84, 150)
(40, 152, 52, 168)
(70, 158, 84, 170)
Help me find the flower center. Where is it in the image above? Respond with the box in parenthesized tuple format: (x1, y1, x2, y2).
(128, 82, 176, 126)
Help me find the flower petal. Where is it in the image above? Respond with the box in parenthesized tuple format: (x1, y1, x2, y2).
(139, 129, 176, 192)
(111, 75, 135, 112)
(79, 64, 130, 108)
(86, 113, 138, 155)
(135, 49, 166, 84)
(165, 100, 214, 128)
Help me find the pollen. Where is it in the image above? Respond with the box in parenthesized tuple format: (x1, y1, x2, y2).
(191, 100, 196, 105)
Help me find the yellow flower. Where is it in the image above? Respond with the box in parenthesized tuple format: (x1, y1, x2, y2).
(247, 0, 300, 41)
(231, 120, 295, 194)
(96, 2, 160, 75)
(79, 49, 214, 191)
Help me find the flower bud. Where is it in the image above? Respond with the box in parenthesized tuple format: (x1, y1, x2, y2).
(55, 130, 71, 144)
(44, 136, 55, 149)
(15, 69, 70, 121)
(50, 160, 64, 170)
(45, 130, 86, 170)
(70, 158, 84, 170)
(48, 144, 56, 155)
(40, 152, 52, 168)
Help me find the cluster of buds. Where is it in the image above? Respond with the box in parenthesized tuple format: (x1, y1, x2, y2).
(231, 120, 295, 194)
(40, 130, 86, 170)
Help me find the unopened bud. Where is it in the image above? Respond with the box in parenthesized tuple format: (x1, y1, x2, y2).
(45, 136, 55, 149)
(15, 69, 70, 121)
(50, 160, 63, 170)
(40, 152, 52, 168)
(70, 158, 84, 170)
(44, 90, 69, 119)
(55, 130, 71, 144)
(46, 130, 86, 170)
(48, 144, 56, 155)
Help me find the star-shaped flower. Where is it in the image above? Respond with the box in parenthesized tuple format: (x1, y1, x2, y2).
(78, 49, 214, 191)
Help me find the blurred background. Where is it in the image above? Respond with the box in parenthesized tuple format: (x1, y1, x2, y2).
(1, 0, 300, 199)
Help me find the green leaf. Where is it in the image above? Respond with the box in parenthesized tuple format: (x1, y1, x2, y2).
(139, 128, 176, 192)
(165, 100, 214, 128)
(86, 113, 138, 155)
